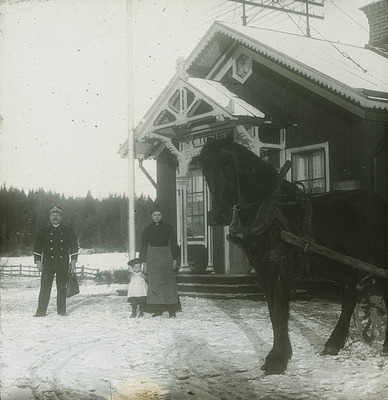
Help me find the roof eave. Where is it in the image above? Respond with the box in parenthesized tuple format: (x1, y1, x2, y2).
(186, 22, 388, 115)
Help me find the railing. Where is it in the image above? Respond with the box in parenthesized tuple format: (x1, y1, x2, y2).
(0, 265, 99, 280)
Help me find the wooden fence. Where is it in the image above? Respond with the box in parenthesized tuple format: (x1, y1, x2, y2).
(0, 265, 99, 280)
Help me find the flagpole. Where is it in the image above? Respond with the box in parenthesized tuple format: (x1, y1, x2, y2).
(127, 0, 136, 259)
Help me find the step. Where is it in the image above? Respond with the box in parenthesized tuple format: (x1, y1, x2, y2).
(118, 288, 326, 301)
(117, 277, 338, 300)
(116, 289, 262, 300)
(176, 282, 261, 294)
(176, 273, 258, 285)
(178, 292, 265, 301)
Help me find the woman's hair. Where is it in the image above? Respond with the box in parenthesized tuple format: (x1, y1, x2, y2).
(151, 205, 163, 214)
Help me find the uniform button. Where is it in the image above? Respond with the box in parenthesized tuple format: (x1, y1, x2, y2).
(51, 248, 53, 250)
(51, 256, 54, 258)
(60, 256, 63, 258)
(50, 233, 53, 235)
(61, 248, 63, 251)
(60, 240, 63, 242)
(50, 240, 53, 242)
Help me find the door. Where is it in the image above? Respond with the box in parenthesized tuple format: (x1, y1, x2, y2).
(229, 242, 249, 274)
(373, 136, 388, 199)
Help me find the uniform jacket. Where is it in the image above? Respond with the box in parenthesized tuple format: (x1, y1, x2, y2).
(33, 224, 78, 269)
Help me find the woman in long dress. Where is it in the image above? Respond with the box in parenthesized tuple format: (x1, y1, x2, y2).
(139, 206, 181, 317)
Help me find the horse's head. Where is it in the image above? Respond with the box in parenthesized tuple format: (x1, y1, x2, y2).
(199, 137, 237, 225)
(199, 137, 279, 226)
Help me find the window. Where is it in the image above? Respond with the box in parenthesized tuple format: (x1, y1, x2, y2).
(290, 146, 328, 194)
(187, 170, 205, 239)
(232, 54, 252, 83)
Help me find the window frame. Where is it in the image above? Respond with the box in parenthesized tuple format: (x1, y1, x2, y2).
(285, 142, 330, 193)
(186, 169, 206, 243)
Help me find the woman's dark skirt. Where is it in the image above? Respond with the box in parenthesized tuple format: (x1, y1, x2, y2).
(145, 245, 182, 313)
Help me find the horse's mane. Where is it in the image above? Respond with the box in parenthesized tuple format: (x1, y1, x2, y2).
(202, 138, 284, 200)
(200, 137, 274, 175)
(200, 137, 301, 207)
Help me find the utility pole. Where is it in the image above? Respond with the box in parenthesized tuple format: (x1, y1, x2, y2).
(127, 0, 136, 259)
(242, 0, 247, 26)
(227, 0, 324, 37)
(305, 0, 311, 37)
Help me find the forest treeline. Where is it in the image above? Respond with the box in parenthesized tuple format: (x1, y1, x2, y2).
(0, 186, 155, 256)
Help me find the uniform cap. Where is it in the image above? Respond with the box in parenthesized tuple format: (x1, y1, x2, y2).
(50, 206, 63, 215)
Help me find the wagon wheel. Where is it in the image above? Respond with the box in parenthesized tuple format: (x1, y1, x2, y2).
(353, 277, 387, 343)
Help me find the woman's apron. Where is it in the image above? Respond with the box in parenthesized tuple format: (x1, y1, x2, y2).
(146, 245, 179, 305)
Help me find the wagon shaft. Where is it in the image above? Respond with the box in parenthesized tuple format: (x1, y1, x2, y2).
(280, 231, 388, 279)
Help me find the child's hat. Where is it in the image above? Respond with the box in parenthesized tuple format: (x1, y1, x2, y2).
(128, 258, 142, 266)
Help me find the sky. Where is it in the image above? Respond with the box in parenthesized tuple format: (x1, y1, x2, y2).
(0, 0, 371, 199)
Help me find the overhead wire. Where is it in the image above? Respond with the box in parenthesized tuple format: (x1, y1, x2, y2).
(252, 1, 369, 73)
(304, 18, 368, 73)
(277, 0, 306, 36)
(170, 1, 236, 38)
(213, 5, 239, 21)
(157, 0, 319, 38)
(248, 0, 304, 27)
(328, 0, 369, 33)
(171, 1, 233, 30)
(232, 1, 238, 23)
(247, 4, 268, 25)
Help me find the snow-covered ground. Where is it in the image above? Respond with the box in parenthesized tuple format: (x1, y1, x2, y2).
(1, 276, 387, 400)
(0, 253, 130, 273)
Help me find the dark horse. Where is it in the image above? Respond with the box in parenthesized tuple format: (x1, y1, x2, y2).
(200, 137, 388, 375)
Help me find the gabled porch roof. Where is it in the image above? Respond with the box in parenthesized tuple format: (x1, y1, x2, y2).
(119, 76, 269, 159)
(119, 21, 388, 160)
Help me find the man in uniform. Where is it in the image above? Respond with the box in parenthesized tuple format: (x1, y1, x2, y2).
(33, 206, 78, 317)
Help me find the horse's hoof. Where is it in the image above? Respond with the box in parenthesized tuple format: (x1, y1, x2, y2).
(321, 347, 339, 356)
(262, 365, 286, 375)
(260, 361, 286, 375)
(382, 346, 388, 355)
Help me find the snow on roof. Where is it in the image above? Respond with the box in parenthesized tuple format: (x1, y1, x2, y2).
(188, 77, 265, 118)
(224, 22, 388, 91)
(186, 22, 388, 108)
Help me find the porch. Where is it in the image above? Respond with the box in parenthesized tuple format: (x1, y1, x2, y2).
(117, 268, 339, 301)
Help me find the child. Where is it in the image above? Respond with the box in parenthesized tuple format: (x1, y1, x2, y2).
(127, 258, 148, 318)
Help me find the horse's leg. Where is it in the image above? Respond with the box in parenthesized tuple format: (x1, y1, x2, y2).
(382, 278, 388, 354)
(322, 273, 358, 355)
(260, 273, 292, 375)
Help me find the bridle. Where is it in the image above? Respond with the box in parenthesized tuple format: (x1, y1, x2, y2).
(219, 147, 305, 239)
(216, 145, 315, 277)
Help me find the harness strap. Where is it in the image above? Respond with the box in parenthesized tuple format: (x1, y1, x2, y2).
(229, 159, 314, 247)
(227, 152, 316, 279)
(301, 194, 314, 274)
(229, 160, 292, 238)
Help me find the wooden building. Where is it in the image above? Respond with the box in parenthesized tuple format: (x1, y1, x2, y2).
(120, 2, 388, 275)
